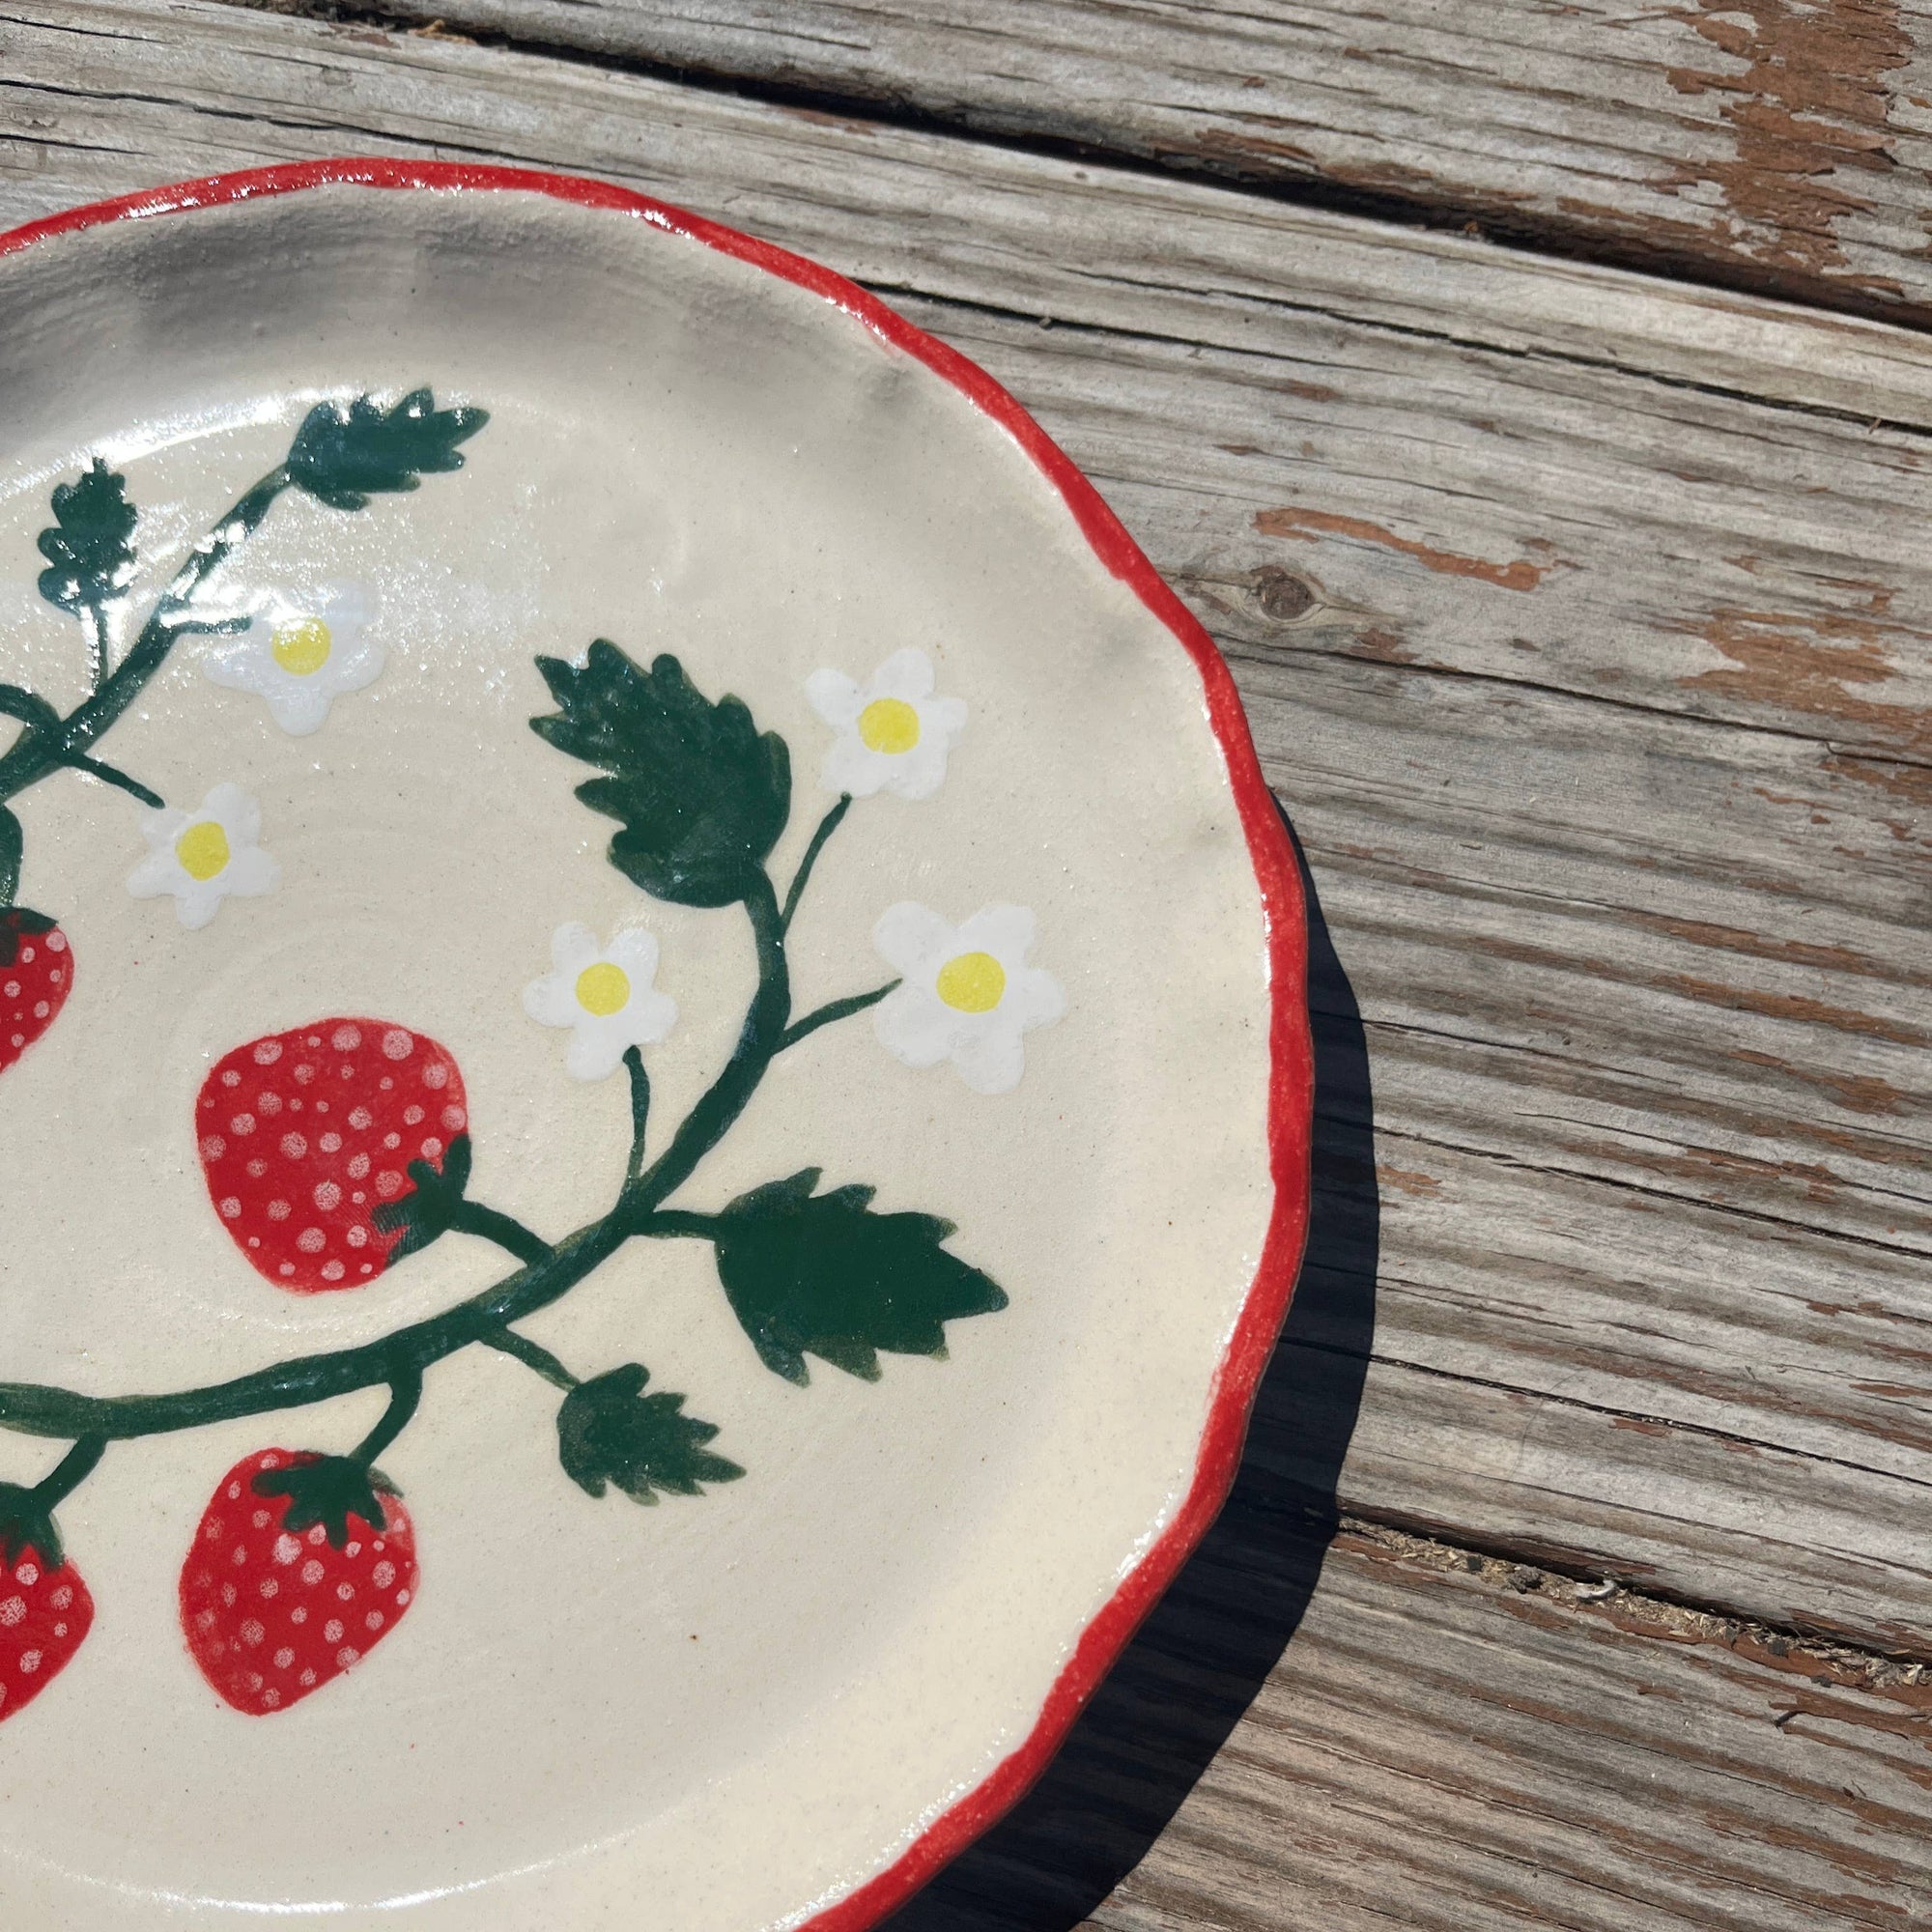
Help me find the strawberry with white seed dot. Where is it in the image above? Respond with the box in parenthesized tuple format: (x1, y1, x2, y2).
(196, 1018, 469, 1292)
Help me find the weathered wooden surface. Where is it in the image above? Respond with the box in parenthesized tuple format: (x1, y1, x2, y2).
(3, 2, 1932, 1923)
(908, 1517, 1932, 1932)
(231, 0, 1932, 328)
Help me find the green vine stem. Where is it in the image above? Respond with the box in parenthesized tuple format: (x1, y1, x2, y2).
(0, 839, 870, 1452)
(0, 469, 288, 818)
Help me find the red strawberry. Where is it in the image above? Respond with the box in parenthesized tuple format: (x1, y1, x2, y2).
(196, 1017, 469, 1293)
(0, 910, 72, 1075)
(0, 1541, 94, 1727)
(180, 1449, 418, 1716)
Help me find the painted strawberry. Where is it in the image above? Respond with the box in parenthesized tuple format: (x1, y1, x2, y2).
(0, 910, 72, 1076)
(196, 1018, 469, 1292)
(180, 1449, 418, 1716)
(0, 1513, 94, 1727)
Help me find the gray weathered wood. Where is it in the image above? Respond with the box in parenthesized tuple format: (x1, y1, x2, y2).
(225, 0, 1932, 328)
(1, 1, 1930, 1657)
(909, 1517, 1932, 1931)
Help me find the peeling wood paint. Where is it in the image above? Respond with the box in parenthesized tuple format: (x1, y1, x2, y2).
(1254, 505, 1547, 591)
(1662, 0, 1912, 293)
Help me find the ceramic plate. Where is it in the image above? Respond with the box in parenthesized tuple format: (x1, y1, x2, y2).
(0, 162, 1310, 1931)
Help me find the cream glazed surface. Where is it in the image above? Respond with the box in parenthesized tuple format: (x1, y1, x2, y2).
(0, 169, 1307, 1932)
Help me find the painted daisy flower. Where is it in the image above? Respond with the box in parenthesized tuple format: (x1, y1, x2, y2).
(524, 923, 678, 1080)
(202, 584, 383, 736)
(871, 902, 1065, 1095)
(126, 782, 280, 929)
(805, 649, 965, 800)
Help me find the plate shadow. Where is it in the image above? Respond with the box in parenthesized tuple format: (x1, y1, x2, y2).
(885, 813, 1381, 1930)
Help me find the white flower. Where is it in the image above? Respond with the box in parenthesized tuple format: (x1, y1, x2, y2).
(524, 923, 677, 1080)
(805, 649, 965, 800)
(202, 583, 383, 735)
(126, 782, 280, 929)
(871, 903, 1065, 1095)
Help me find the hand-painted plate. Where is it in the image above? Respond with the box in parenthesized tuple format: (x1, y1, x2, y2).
(0, 162, 1309, 1931)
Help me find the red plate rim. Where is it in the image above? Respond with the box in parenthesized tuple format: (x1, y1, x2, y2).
(0, 157, 1316, 1929)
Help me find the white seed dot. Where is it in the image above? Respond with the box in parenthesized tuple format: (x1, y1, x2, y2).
(297, 1227, 326, 1254)
(253, 1040, 282, 1065)
(382, 1029, 413, 1060)
(280, 1133, 308, 1160)
(230, 1114, 256, 1135)
(331, 1025, 362, 1051)
(324, 1619, 344, 1643)
(274, 1647, 295, 1669)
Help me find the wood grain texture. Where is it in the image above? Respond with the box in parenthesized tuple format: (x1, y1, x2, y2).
(1, 0, 1929, 1655)
(226, 0, 1932, 328)
(901, 1516, 1932, 1931)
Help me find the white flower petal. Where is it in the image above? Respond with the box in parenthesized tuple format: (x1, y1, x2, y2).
(873, 901, 955, 977)
(880, 737, 952, 802)
(565, 1018, 632, 1082)
(960, 903, 1038, 964)
(264, 685, 336, 736)
(805, 668, 864, 729)
(1008, 967, 1067, 1029)
(549, 922, 602, 974)
(871, 648, 935, 701)
(951, 1024, 1027, 1096)
(820, 736, 892, 799)
(605, 927, 662, 977)
(126, 850, 182, 897)
(174, 881, 226, 931)
(873, 985, 953, 1067)
(523, 973, 581, 1029)
(222, 848, 281, 898)
(204, 781, 258, 844)
(625, 988, 679, 1045)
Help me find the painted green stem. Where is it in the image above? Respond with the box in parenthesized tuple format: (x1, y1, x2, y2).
(447, 1200, 552, 1268)
(0, 830, 872, 1452)
(352, 1372, 422, 1468)
(479, 1327, 579, 1392)
(779, 980, 896, 1053)
(0, 467, 289, 813)
(33, 1435, 105, 1509)
(780, 793, 850, 935)
(624, 1044, 651, 1182)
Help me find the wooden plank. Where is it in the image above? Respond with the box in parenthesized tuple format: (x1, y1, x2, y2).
(901, 1513, 1932, 1931)
(222, 0, 1932, 329)
(2, 0, 1930, 1650)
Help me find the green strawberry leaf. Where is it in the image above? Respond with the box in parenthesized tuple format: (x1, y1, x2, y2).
(0, 810, 20, 913)
(531, 643, 792, 907)
(36, 459, 136, 618)
(370, 1131, 473, 1261)
(0, 1482, 65, 1570)
(556, 1364, 745, 1504)
(253, 1455, 398, 1549)
(286, 387, 489, 512)
(711, 1168, 1008, 1385)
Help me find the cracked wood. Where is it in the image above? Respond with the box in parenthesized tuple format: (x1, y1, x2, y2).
(217, 0, 1932, 329)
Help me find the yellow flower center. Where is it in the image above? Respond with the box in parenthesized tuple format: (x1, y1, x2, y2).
(271, 616, 333, 677)
(936, 951, 1005, 1013)
(575, 961, 631, 1017)
(858, 696, 921, 755)
(175, 820, 231, 882)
